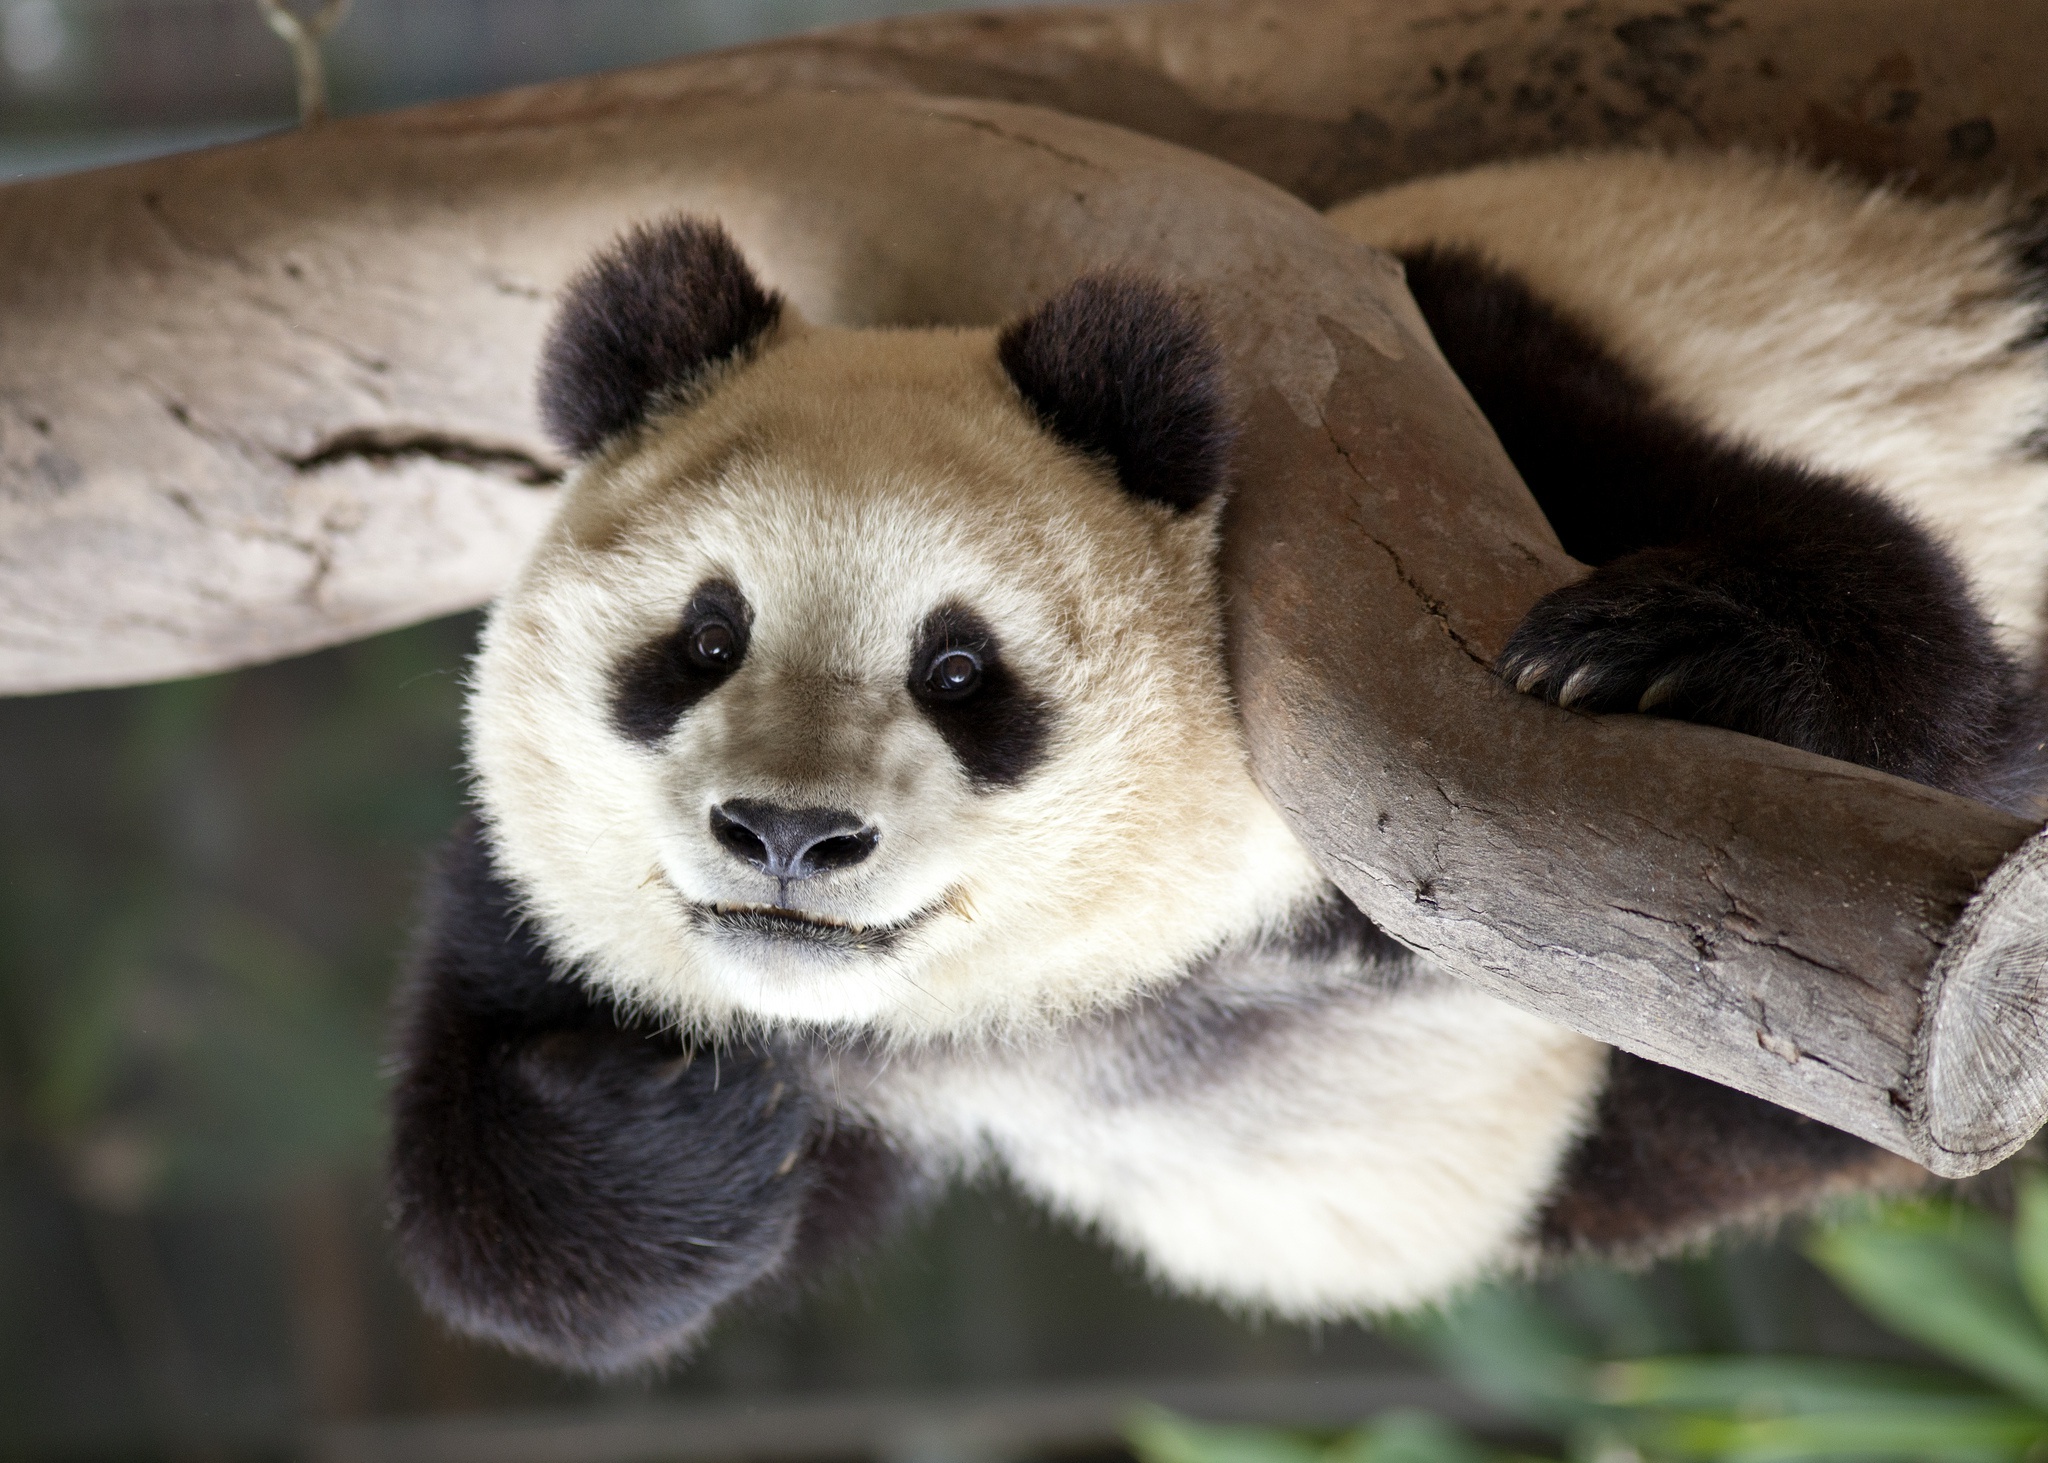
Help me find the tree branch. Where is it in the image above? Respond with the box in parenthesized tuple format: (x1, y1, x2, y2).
(254, 0, 352, 127)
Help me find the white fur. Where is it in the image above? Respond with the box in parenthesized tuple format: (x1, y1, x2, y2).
(1328, 151, 2048, 657)
(829, 943, 1604, 1315)
(470, 322, 1330, 1040)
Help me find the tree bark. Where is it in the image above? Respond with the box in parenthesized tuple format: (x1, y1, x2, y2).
(2, 0, 2045, 1175)
(8, 0, 2046, 695)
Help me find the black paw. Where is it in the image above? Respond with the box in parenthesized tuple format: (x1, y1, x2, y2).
(389, 821, 824, 1374)
(1500, 554, 1804, 721)
(1497, 545, 2014, 792)
(393, 1021, 817, 1374)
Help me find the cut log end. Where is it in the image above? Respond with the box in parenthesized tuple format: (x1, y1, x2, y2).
(1921, 826, 2048, 1177)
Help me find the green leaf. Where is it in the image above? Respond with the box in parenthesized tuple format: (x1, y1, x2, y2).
(1125, 1407, 1329, 1463)
(1807, 1205, 2048, 1411)
(1595, 1355, 1991, 1412)
(1560, 1262, 1692, 1357)
(2013, 1170, 2048, 1333)
(1631, 1398, 2048, 1462)
(1329, 1411, 1500, 1463)
(1412, 1285, 1600, 1423)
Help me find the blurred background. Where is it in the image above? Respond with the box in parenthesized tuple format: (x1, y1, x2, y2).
(0, 4, 2032, 1462)
(0, 0, 1033, 178)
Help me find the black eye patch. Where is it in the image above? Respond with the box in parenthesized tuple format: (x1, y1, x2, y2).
(909, 603, 1052, 789)
(611, 579, 753, 745)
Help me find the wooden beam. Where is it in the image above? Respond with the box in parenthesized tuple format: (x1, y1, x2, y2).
(8, 0, 2047, 694)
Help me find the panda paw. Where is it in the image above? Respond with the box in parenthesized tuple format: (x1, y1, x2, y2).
(389, 820, 827, 1375)
(1497, 544, 2019, 794)
(1500, 552, 1801, 721)
(392, 1022, 818, 1375)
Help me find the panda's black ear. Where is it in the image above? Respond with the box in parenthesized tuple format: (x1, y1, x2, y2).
(997, 275, 1233, 512)
(538, 217, 785, 458)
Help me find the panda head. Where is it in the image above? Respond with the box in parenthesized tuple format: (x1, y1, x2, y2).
(469, 218, 1325, 1038)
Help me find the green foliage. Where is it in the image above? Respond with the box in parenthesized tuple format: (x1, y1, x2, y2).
(1127, 1173, 2048, 1463)
(1129, 1406, 1335, 1463)
(1809, 1192, 2048, 1413)
(1127, 1405, 1519, 1463)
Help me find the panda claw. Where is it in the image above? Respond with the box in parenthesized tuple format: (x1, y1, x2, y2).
(1637, 672, 1681, 712)
(1556, 665, 1597, 708)
(1512, 661, 1550, 694)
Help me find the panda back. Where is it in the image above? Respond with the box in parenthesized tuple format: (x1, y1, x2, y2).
(1328, 151, 2048, 660)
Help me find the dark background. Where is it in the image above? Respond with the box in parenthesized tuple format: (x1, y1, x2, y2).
(0, 4, 1912, 1460)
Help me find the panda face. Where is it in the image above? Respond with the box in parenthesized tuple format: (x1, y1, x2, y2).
(470, 321, 1327, 1038)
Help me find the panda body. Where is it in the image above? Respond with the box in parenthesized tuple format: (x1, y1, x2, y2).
(821, 931, 1602, 1315)
(392, 151, 2048, 1373)
(1328, 151, 2048, 659)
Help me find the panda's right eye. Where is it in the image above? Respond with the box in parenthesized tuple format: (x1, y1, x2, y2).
(689, 619, 739, 669)
(610, 578, 753, 745)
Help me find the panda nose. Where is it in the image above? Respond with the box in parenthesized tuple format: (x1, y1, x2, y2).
(709, 799, 879, 881)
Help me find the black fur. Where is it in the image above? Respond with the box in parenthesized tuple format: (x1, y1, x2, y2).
(1538, 1052, 1914, 1259)
(2011, 194, 2048, 354)
(909, 602, 1053, 789)
(1278, 887, 1415, 971)
(1400, 246, 2025, 798)
(387, 819, 901, 1373)
(788, 1125, 926, 1277)
(611, 578, 753, 746)
(539, 217, 784, 458)
(998, 275, 1234, 512)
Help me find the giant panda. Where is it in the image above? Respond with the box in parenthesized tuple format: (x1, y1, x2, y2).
(388, 150, 2048, 1373)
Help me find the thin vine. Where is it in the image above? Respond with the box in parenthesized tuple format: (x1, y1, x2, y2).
(253, 0, 353, 126)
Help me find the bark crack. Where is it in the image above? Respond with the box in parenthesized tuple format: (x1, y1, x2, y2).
(286, 427, 564, 486)
(918, 108, 1108, 172)
(1322, 423, 1493, 669)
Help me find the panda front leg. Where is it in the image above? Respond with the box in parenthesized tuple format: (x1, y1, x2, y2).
(388, 818, 909, 1373)
(1399, 246, 2027, 800)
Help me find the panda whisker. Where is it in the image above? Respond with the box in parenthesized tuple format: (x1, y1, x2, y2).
(863, 1049, 897, 1091)
(889, 968, 957, 1015)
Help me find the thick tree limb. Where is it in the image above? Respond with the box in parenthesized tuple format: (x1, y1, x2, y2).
(3, 1, 2046, 1175)
(8, 0, 2044, 695)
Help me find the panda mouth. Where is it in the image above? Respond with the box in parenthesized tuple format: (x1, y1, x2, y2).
(688, 899, 928, 954)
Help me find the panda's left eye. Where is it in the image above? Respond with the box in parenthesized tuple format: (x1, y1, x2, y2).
(925, 649, 982, 699)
